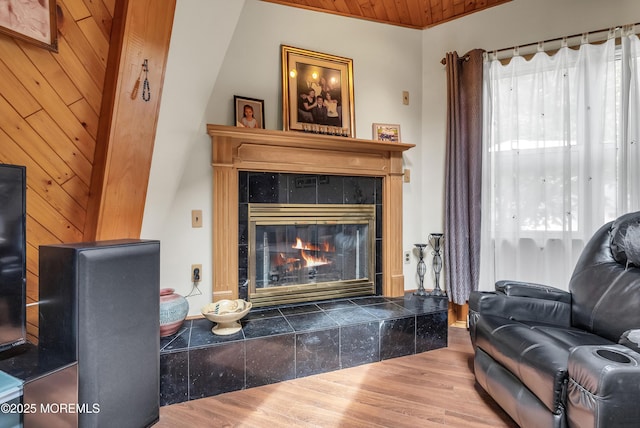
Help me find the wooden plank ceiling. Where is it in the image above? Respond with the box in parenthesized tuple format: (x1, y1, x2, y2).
(262, 0, 512, 29)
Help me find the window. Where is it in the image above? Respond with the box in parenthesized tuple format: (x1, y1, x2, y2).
(481, 33, 640, 289)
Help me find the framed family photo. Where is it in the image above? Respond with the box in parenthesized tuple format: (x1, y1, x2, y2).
(281, 45, 355, 137)
(372, 123, 401, 143)
(234, 95, 265, 129)
(0, 0, 58, 51)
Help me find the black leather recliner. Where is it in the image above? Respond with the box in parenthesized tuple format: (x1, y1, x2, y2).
(469, 211, 640, 428)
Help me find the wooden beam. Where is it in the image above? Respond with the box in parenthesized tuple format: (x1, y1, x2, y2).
(85, 0, 176, 240)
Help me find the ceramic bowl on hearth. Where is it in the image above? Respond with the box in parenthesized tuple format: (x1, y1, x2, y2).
(201, 299, 252, 335)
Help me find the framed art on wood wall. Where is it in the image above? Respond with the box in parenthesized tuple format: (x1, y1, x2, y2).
(0, 0, 58, 51)
(234, 95, 265, 129)
(372, 123, 401, 142)
(281, 45, 355, 137)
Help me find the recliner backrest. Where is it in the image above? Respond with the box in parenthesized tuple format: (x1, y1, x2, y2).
(569, 211, 640, 342)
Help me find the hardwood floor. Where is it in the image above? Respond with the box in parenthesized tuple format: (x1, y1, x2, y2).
(156, 327, 517, 427)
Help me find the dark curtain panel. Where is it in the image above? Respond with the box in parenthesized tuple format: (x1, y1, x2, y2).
(444, 49, 484, 305)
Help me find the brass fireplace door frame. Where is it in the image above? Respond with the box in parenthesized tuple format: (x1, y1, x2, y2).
(248, 204, 376, 307)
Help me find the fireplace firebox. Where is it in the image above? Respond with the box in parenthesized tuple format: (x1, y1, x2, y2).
(249, 204, 376, 306)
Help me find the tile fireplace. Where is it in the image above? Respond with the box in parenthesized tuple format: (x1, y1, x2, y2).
(156, 126, 438, 408)
(208, 125, 414, 303)
(241, 174, 382, 306)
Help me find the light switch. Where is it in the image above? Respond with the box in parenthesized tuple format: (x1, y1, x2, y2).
(403, 169, 411, 183)
(402, 91, 409, 105)
(192, 210, 203, 228)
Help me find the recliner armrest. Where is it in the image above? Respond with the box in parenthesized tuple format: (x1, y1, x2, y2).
(469, 290, 571, 327)
(495, 280, 572, 304)
(567, 344, 640, 427)
(468, 281, 572, 348)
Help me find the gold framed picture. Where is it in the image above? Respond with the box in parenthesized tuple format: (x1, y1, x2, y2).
(372, 123, 401, 143)
(281, 45, 355, 137)
(0, 0, 58, 51)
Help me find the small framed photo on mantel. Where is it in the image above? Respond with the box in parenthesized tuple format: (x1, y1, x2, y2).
(234, 96, 265, 129)
(372, 123, 401, 143)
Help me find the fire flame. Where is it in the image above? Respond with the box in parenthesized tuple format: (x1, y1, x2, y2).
(300, 250, 330, 267)
(276, 237, 334, 267)
(292, 237, 334, 252)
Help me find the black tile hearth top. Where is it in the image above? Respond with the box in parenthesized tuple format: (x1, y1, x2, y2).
(160, 293, 448, 353)
(242, 316, 293, 339)
(324, 306, 376, 325)
(316, 299, 358, 310)
(159, 293, 449, 407)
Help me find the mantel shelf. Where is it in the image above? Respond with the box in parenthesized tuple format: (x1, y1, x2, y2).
(206, 124, 415, 154)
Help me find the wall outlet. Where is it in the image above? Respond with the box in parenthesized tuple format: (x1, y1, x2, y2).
(191, 264, 202, 283)
(404, 250, 411, 264)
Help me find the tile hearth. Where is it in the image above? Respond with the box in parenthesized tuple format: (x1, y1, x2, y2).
(159, 293, 448, 406)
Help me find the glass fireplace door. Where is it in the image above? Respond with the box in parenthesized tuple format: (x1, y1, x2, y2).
(248, 204, 375, 306)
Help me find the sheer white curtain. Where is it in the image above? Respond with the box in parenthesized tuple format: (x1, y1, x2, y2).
(622, 31, 640, 212)
(480, 29, 640, 291)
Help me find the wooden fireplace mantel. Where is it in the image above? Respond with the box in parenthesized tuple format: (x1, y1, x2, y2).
(207, 124, 415, 302)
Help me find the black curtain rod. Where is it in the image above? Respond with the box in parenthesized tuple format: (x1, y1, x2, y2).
(441, 22, 640, 65)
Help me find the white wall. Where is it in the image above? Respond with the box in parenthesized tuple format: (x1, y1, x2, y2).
(144, 0, 640, 314)
(141, 0, 245, 314)
(419, 0, 640, 291)
(143, 0, 423, 315)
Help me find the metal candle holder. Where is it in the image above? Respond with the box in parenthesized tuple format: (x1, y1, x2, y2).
(413, 243, 428, 297)
(429, 233, 444, 296)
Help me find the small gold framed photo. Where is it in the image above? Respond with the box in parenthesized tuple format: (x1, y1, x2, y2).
(372, 123, 401, 142)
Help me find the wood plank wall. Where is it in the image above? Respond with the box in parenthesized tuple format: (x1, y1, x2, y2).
(0, 0, 115, 342)
(0, 0, 175, 343)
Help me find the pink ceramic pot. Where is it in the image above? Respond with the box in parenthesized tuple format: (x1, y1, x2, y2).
(159, 288, 189, 337)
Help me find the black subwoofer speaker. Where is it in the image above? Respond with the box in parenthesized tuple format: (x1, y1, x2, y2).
(37, 239, 160, 428)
